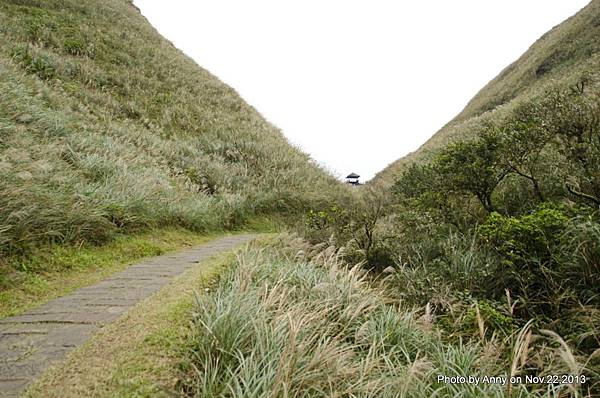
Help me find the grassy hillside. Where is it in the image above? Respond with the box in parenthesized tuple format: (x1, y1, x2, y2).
(0, 0, 339, 257)
(3, 2, 598, 395)
(375, 0, 600, 185)
(297, 3, 600, 395)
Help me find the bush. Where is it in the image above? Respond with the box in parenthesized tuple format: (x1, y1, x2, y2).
(11, 46, 56, 80)
(478, 204, 568, 310)
(434, 128, 510, 213)
(479, 203, 567, 267)
(384, 83, 600, 351)
(63, 36, 90, 56)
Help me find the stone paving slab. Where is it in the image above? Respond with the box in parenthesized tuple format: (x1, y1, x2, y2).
(0, 234, 257, 397)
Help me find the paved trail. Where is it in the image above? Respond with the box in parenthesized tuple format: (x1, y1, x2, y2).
(0, 234, 257, 397)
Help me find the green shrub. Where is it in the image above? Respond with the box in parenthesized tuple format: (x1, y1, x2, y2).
(469, 300, 515, 337)
(434, 128, 510, 214)
(63, 36, 89, 56)
(301, 205, 352, 245)
(479, 203, 567, 266)
(478, 203, 568, 315)
(11, 46, 56, 80)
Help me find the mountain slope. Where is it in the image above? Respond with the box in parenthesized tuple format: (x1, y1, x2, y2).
(0, 0, 338, 254)
(374, 0, 600, 185)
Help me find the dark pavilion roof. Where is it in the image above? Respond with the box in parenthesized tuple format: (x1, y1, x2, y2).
(346, 173, 360, 179)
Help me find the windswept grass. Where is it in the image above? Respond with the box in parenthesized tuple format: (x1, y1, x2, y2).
(0, 0, 343, 261)
(0, 0, 346, 297)
(179, 235, 589, 397)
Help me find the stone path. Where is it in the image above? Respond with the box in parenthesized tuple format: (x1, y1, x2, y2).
(0, 234, 258, 397)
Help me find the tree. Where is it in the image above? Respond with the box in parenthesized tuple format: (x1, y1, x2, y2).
(393, 162, 478, 230)
(543, 90, 600, 206)
(348, 188, 395, 270)
(434, 129, 511, 213)
(497, 101, 554, 203)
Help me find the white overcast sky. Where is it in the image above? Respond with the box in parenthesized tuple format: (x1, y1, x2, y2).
(133, 0, 589, 181)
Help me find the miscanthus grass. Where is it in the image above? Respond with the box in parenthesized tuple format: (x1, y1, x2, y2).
(0, 0, 342, 260)
(179, 235, 585, 397)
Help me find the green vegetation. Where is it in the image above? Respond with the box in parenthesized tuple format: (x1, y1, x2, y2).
(25, 249, 235, 398)
(375, 0, 600, 186)
(301, 66, 600, 397)
(0, 227, 217, 318)
(0, 0, 340, 262)
(295, 4, 600, 396)
(179, 235, 586, 397)
(0, 0, 344, 302)
(2, 0, 599, 396)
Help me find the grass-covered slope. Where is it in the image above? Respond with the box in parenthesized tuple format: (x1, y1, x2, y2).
(297, 4, 600, 393)
(375, 0, 600, 185)
(0, 0, 338, 256)
(178, 236, 583, 397)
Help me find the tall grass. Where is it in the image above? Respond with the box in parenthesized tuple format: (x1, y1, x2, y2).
(0, 0, 344, 260)
(179, 235, 589, 397)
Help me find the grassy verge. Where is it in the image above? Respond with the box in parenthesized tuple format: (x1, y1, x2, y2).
(177, 234, 584, 397)
(24, 249, 238, 398)
(22, 234, 589, 396)
(0, 228, 222, 319)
